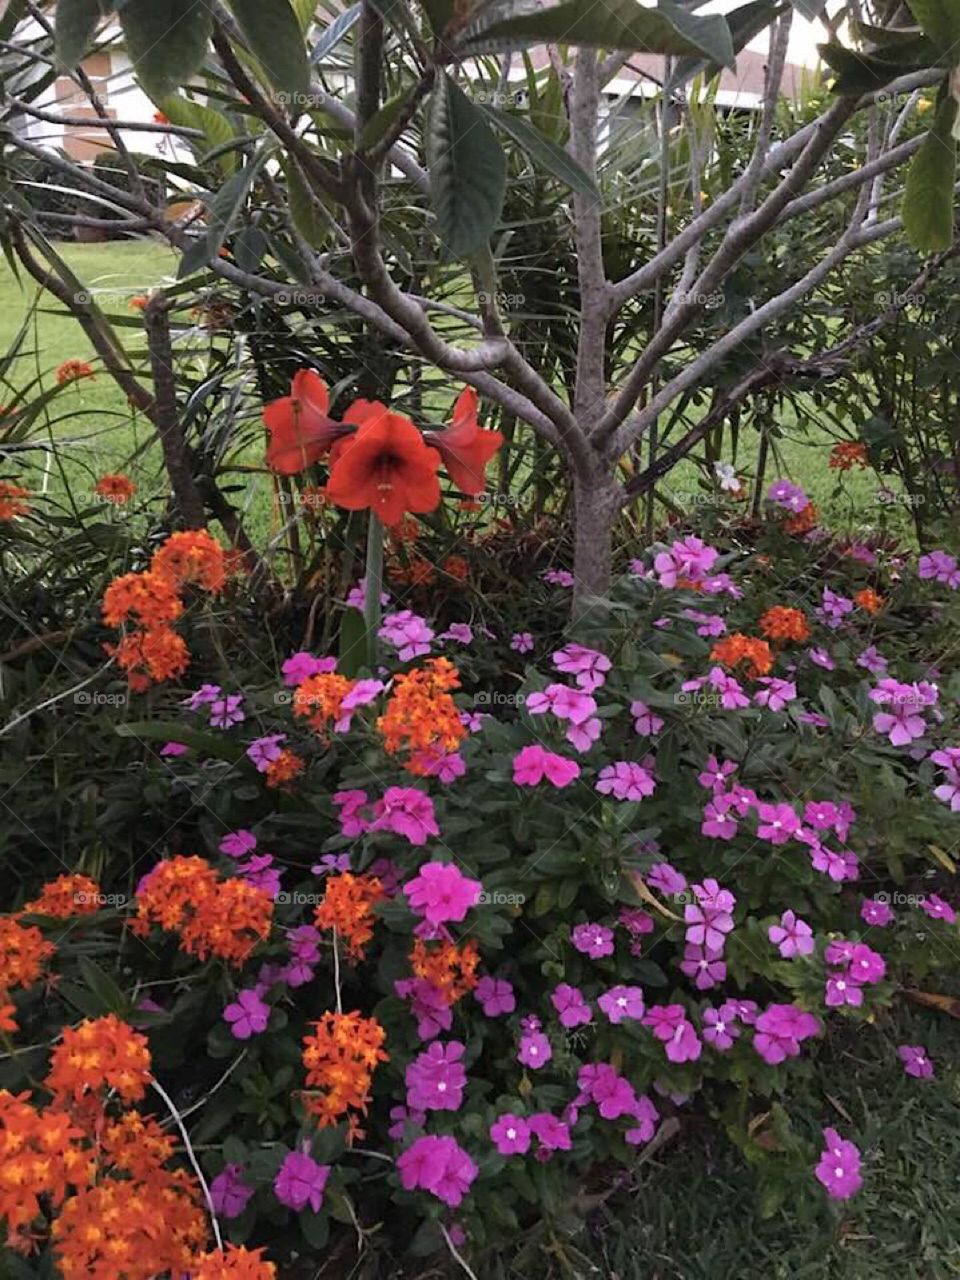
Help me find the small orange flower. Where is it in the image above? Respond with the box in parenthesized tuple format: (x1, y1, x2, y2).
(264, 748, 304, 789)
(377, 658, 466, 767)
(758, 606, 809, 644)
(153, 110, 170, 124)
(0, 1003, 17, 1033)
(409, 937, 480, 1004)
(190, 1245, 277, 1278)
(150, 529, 226, 592)
(389, 555, 435, 587)
(302, 1011, 388, 1128)
(0, 917, 55, 992)
(102, 571, 183, 629)
(782, 501, 818, 535)
(314, 873, 384, 961)
(0, 1091, 92, 1233)
(829, 441, 868, 471)
(129, 295, 149, 311)
(442, 554, 469, 582)
(390, 515, 421, 544)
(855, 587, 884, 614)
(46, 1015, 152, 1104)
(710, 633, 773, 679)
(293, 672, 356, 734)
(94, 473, 136, 504)
(56, 360, 95, 385)
(0, 481, 30, 521)
(111, 625, 190, 690)
(22, 874, 101, 919)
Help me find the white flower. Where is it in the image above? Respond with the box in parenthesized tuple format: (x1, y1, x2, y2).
(714, 462, 741, 493)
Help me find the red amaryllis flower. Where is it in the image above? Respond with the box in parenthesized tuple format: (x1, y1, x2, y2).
(264, 370, 344, 475)
(326, 401, 441, 526)
(425, 388, 503, 496)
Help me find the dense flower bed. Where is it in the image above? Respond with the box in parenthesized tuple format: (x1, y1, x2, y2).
(2, 487, 959, 1273)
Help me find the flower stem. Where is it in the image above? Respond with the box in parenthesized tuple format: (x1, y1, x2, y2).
(363, 513, 384, 668)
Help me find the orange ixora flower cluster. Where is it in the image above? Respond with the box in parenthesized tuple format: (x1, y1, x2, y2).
(314, 873, 384, 961)
(56, 360, 95, 385)
(409, 937, 480, 1004)
(829, 441, 869, 471)
(131, 855, 273, 965)
(293, 672, 356, 734)
(46, 1015, 152, 1105)
(190, 1245, 277, 1278)
(855, 587, 884, 614)
(0, 916, 55, 995)
(21, 874, 101, 919)
(0, 480, 30, 521)
(377, 658, 467, 771)
(0, 1090, 92, 1235)
(758, 606, 810, 644)
(782, 501, 818, 536)
(264, 747, 305, 790)
(302, 1011, 389, 1129)
(94, 473, 136, 505)
(710, 633, 774, 679)
(102, 529, 225, 690)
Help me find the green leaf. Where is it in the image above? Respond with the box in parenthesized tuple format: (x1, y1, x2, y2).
(338, 607, 368, 678)
(359, 89, 416, 150)
(155, 94, 239, 176)
(480, 104, 598, 198)
(115, 721, 246, 762)
(282, 157, 329, 246)
(77, 957, 131, 1015)
(675, 0, 787, 84)
(905, 0, 960, 57)
(420, 0, 455, 34)
(227, 0, 311, 96)
(462, 0, 735, 68)
(119, 0, 214, 98)
(903, 97, 957, 253)
(179, 155, 265, 278)
(55, 0, 103, 67)
(427, 74, 507, 258)
(818, 39, 937, 96)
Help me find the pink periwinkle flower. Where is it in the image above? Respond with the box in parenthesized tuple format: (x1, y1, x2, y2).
(767, 479, 808, 512)
(220, 829, 257, 858)
(209, 693, 245, 729)
(282, 651, 336, 686)
(920, 893, 957, 924)
(185, 683, 220, 710)
(752, 1003, 820, 1064)
(768, 909, 814, 959)
(378, 610, 434, 662)
(397, 1136, 478, 1207)
(702, 1006, 740, 1051)
(274, 1151, 330, 1213)
(370, 788, 439, 845)
(756, 802, 801, 845)
(510, 632, 534, 653)
(332, 789, 371, 838)
(754, 678, 797, 713)
(223, 989, 269, 1040)
(542, 569, 575, 588)
(490, 1114, 531, 1155)
(210, 1164, 254, 1219)
(653, 536, 719, 588)
(706, 667, 750, 709)
(553, 643, 612, 692)
(160, 741, 189, 757)
(684, 608, 727, 638)
(572, 921, 614, 958)
(815, 1128, 862, 1201)
(246, 734, 286, 772)
(680, 944, 727, 990)
(551, 983, 592, 1028)
(518, 1030, 552, 1069)
(512, 744, 581, 788)
(918, 550, 960, 588)
(405, 1040, 467, 1111)
(596, 760, 656, 801)
(403, 861, 482, 926)
(647, 861, 687, 898)
(528, 1113, 572, 1151)
(808, 647, 835, 671)
(701, 793, 739, 840)
(898, 1044, 934, 1079)
(630, 700, 664, 736)
(860, 897, 895, 927)
(598, 985, 645, 1024)
(526, 683, 597, 725)
(643, 1004, 702, 1063)
(395, 978, 453, 1041)
(473, 976, 515, 1017)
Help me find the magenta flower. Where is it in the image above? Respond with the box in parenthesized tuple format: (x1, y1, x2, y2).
(552, 983, 592, 1028)
(756, 802, 800, 845)
(388, 1104, 426, 1140)
(860, 897, 895, 927)
(684, 880, 735, 951)
(282, 651, 336, 686)
(847, 943, 886, 985)
(405, 1040, 467, 1111)
(817, 587, 854, 630)
(768, 910, 814, 959)
(209, 692, 245, 729)
(378, 610, 434, 661)
(336, 678, 385, 731)
(643, 1004, 702, 1063)
(808, 647, 835, 671)
(857, 645, 888, 675)
(815, 1128, 862, 1200)
(684, 608, 726, 638)
(223, 989, 269, 1040)
(512, 744, 581, 788)
(399, 1141, 478, 1208)
(920, 893, 957, 924)
(346, 576, 390, 610)
(395, 978, 453, 1041)
(680, 943, 726, 990)
(274, 1151, 330, 1212)
(625, 1094, 659, 1145)
(510, 631, 534, 653)
(767, 479, 808, 512)
(825, 973, 863, 1008)
(440, 622, 473, 645)
(647, 862, 687, 897)
(753, 1003, 820, 1064)
(702, 1007, 739, 1050)
(528, 1113, 572, 1150)
(160, 741, 189, 757)
(542, 568, 575, 587)
(220, 829, 257, 858)
(598, 985, 645, 1024)
(918, 550, 960, 588)
(473, 976, 515, 1017)
(706, 667, 750, 709)
(571, 921, 614, 958)
(518, 1030, 552, 1069)
(526, 683, 597, 725)
(701, 793, 738, 840)
(576, 1064, 639, 1119)
(898, 1044, 934, 1079)
(754, 677, 797, 713)
(246, 734, 286, 772)
(630, 700, 664, 737)
(403, 861, 482, 926)
(595, 760, 656, 801)
(490, 1114, 531, 1155)
(412, 746, 466, 782)
(653, 535, 718, 587)
(185, 683, 221, 710)
(370, 788, 439, 845)
(210, 1163, 254, 1219)
(553, 643, 611, 692)
(332, 789, 370, 838)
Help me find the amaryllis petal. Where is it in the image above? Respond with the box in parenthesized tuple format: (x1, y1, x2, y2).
(326, 402, 441, 525)
(264, 369, 343, 475)
(425, 388, 503, 496)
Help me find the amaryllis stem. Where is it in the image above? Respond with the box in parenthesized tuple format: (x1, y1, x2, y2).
(363, 513, 384, 668)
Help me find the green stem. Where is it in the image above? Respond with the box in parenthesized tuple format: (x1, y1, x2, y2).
(363, 513, 384, 669)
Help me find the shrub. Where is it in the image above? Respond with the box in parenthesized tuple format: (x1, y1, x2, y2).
(2, 483, 959, 1274)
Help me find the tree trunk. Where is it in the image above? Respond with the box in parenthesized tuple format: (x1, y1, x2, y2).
(571, 470, 619, 618)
